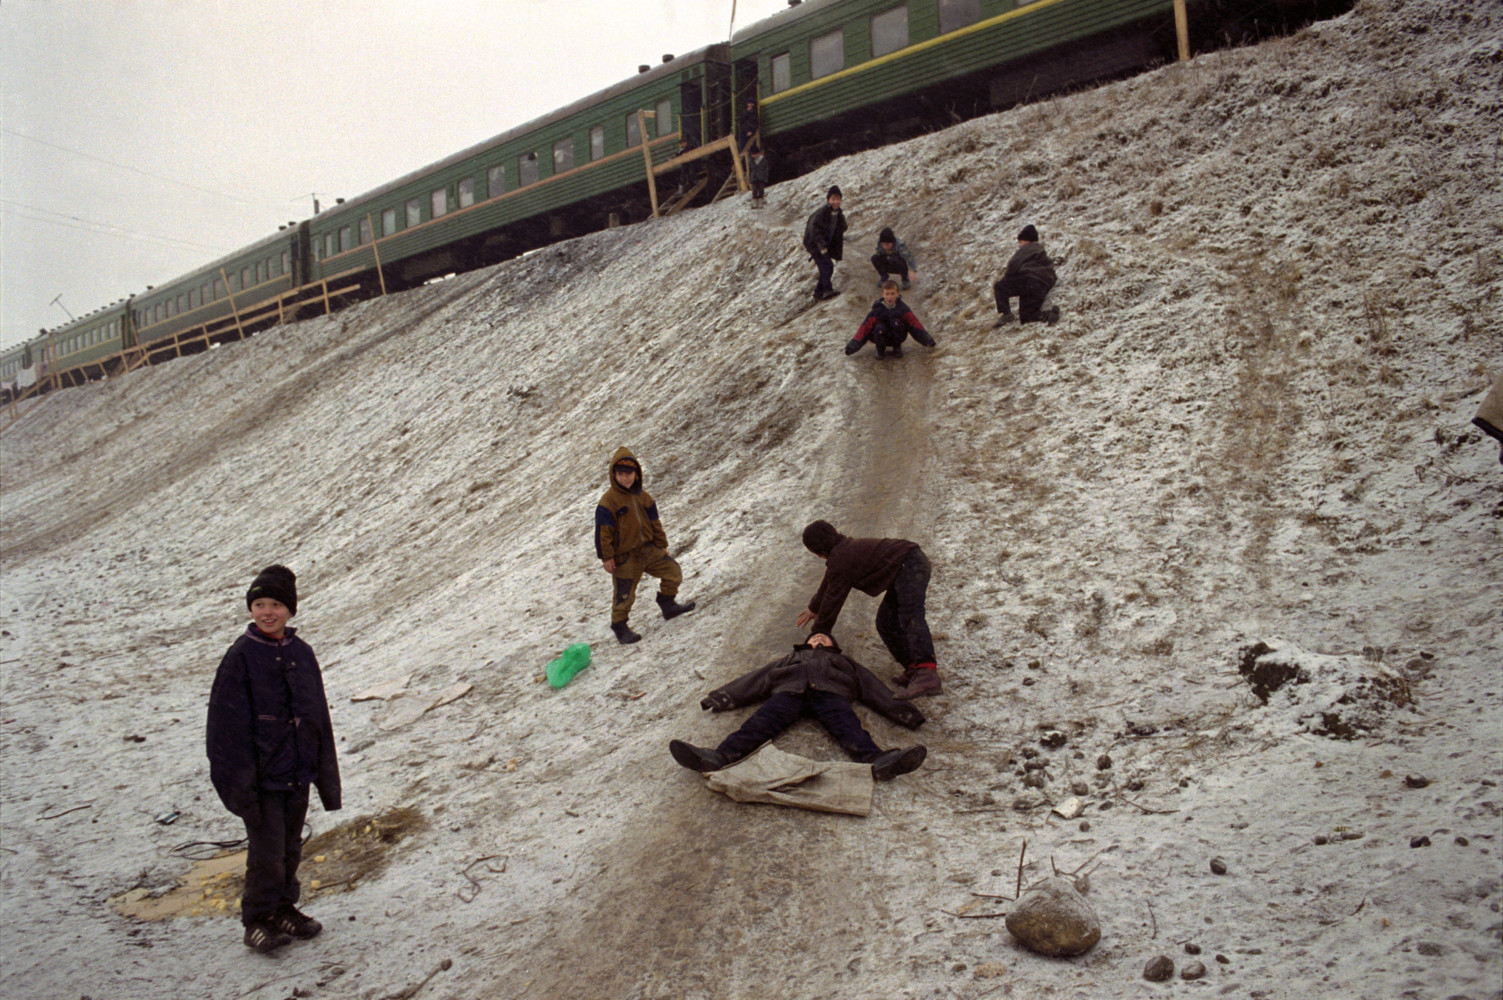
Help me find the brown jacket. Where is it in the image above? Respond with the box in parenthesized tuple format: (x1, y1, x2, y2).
(594, 446, 669, 561)
(701, 645, 925, 730)
(807, 533, 917, 637)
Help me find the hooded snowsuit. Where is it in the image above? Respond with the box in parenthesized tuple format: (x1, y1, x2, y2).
(594, 447, 683, 623)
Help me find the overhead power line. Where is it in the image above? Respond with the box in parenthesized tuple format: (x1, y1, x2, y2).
(3, 127, 290, 213)
(1, 200, 234, 255)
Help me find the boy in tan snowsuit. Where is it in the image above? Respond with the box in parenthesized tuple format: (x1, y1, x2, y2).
(594, 447, 695, 643)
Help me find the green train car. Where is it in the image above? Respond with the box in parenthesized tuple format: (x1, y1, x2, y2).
(306, 46, 732, 294)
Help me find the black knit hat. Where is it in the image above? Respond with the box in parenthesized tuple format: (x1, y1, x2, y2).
(246, 564, 298, 616)
(879, 227, 896, 245)
(802, 520, 842, 557)
(1018, 224, 1039, 242)
(827, 185, 842, 200)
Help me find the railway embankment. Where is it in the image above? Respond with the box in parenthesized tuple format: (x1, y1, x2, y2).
(2, 1, 1500, 997)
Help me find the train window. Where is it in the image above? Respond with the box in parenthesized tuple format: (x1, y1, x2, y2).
(553, 138, 574, 173)
(771, 52, 791, 93)
(431, 188, 448, 218)
(407, 198, 421, 227)
(259, 260, 268, 282)
(155, 303, 164, 322)
(203, 283, 212, 304)
(338, 226, 352, 251)
(383, 207, 398, 236)
(520, 152, 539, 186)
(280, 251, 289, 275)
(811, 29, 843, 79)
(488, 165, 505, 198)
(359, 218, 372, 244)
(656, 99, 673, 137)
(590, 126, 605, 161)
(177, 294, 186, 315)
(938, 0, 980, 33)
(872, 6, 908, 57)
(625, 113, 642, 148)
(458, 177, 475, 208)
(325, 234, 336, 258)
(215, 278, 224, 299)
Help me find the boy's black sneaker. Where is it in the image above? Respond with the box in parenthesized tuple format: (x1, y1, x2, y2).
(875, 345, 887, 359)
(656, 593, 696, 620)
(611, 621, 641, 644)
(670, 740, 729, 772)
(871, 745, 928, 781)
(271, 905, 322, 940)
(244, 920, 293, 954)
(994, 312, 1013, 327)
(1045, 306, 1061, 325)
(901, 277, 910, 290)
(890, 344, 903, 359)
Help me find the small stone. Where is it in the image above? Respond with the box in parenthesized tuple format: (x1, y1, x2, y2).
(1210, 856, 1229, 875)
(1181, 960, 1207, 980)
(1071, 780, 1090, 796)
(1415, 942, 1444, 956)
(1410, 835, 1432, 848)
(1124, 778, 1144, 791)
(1404, 775, 1431, 789)
(1096, 754, 1113, 770)
(1041, 731, 1067, 749)
(1143, 955, 1175, 981)
(1314, 834, 1329, 845)
(1185, 943, 1202, 955)
(1005, 876, 1101, 957)
(1022, 747, 1039, 759)
(1023, 772, 1046, 789)
(1078, 820, 1091, 832)
(1215, 953, 1230, 964)
(1340, 829, 1364, 840)
(1456, 836, 1469, 846)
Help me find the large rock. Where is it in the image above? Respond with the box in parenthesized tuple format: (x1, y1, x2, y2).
(1005, 877, 1101, 957)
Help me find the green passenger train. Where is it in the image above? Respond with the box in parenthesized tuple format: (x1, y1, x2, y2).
(3, 0, 1345, 405)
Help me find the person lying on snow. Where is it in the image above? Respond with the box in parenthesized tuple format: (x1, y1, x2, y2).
(846, 280, 936, 359)
(669, 633, 927, 781)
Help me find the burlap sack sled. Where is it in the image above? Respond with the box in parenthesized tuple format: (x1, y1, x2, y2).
(702, 743, 873, 817)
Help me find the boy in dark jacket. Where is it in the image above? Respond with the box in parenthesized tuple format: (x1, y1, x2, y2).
(748, 147, 770, 208)
(870, 227, 917, 288)
(595, 447, 695, 644)
(206, 565, 340, 954)
(846, 280, 937, 359)
(668, 633, 927, 781)
(802, 185, 847, 301)
(993, 224, 1060, 325)
(797, 520, 941, 699)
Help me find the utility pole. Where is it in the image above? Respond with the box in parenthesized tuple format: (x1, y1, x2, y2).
(49, 294, 75, 322)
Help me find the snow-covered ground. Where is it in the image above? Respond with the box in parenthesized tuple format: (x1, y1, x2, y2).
(2, 1, 1500, 997)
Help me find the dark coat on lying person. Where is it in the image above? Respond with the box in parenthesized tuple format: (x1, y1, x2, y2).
(700, 644, 924, 730)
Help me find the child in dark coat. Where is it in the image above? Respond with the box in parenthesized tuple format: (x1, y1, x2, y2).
(993, 224, 1060, 325)
(846, 280, 936, 359)
(206, 565, 340, 953)
(870, 227, 918, 288)
(748, 147, 770, 208)
(802, 186, 847, 300)
(668, 633, 927, 781)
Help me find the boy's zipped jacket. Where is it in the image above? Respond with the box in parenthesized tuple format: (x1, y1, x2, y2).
(807, 532, 917, 636)
(700, 644, 925, 730)
(594, 446, 669, 561)
(846, 297, 934, 354)
(802, 203, 847, 260)
(1003, 241, 1058, 288)
(206, 625, 341, 819)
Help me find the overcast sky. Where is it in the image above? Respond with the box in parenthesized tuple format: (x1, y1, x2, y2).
(1, 0, 795, 350)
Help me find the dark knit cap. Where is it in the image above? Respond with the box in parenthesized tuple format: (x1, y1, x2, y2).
(827, 185, 842, 200)
(879, 227, 896, 245)
(1018, 224, 1039, 242)
(802, 520, 842, 557)
(246, 564, 298, 616)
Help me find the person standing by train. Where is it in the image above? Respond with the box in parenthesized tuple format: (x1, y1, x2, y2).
(739, 97, 760, 154)
(803, 186, 847, 301)
(748, 145, 770, 209)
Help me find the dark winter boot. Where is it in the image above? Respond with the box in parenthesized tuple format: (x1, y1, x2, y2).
(656, 593, 696, 620)
(901, 277, 910, 290)
(270, 905, 322, 940)
(889, 343, 903, 359)
(1045, 305, 1060, 325)
(893, 666, 941, 700)
(994, 311, 1013, 327)
(870, 745, 928, 781)
(611, 620, 641, 644)
(244, 920, 293, 954)
(875, 344, 888, 359)
(670, 740, 729, 773)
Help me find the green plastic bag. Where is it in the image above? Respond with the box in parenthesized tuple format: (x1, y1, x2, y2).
(546, 643, 592, 688)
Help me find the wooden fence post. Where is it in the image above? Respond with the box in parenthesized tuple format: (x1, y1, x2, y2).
(220, 268, 247, 342)
(367, 213, 388, 297)
(1174, 0, 1190, 62)
(638, 110, 660, 219)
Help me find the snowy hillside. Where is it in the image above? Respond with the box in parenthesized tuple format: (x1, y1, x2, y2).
(2, 1, 1499, 998)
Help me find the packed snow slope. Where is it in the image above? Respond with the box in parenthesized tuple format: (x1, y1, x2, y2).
(2, 2, 1500, 998)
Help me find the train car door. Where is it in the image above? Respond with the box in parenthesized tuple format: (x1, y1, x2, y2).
(679, 78, 703, 147)
(291, 221, 312, 287)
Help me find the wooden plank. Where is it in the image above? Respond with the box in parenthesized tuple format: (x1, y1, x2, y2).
(367, 213, 388, 297)
(219, 268, 248, 342)
(1174, 0, 1190, 61)
(638, 110, 660, 219)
